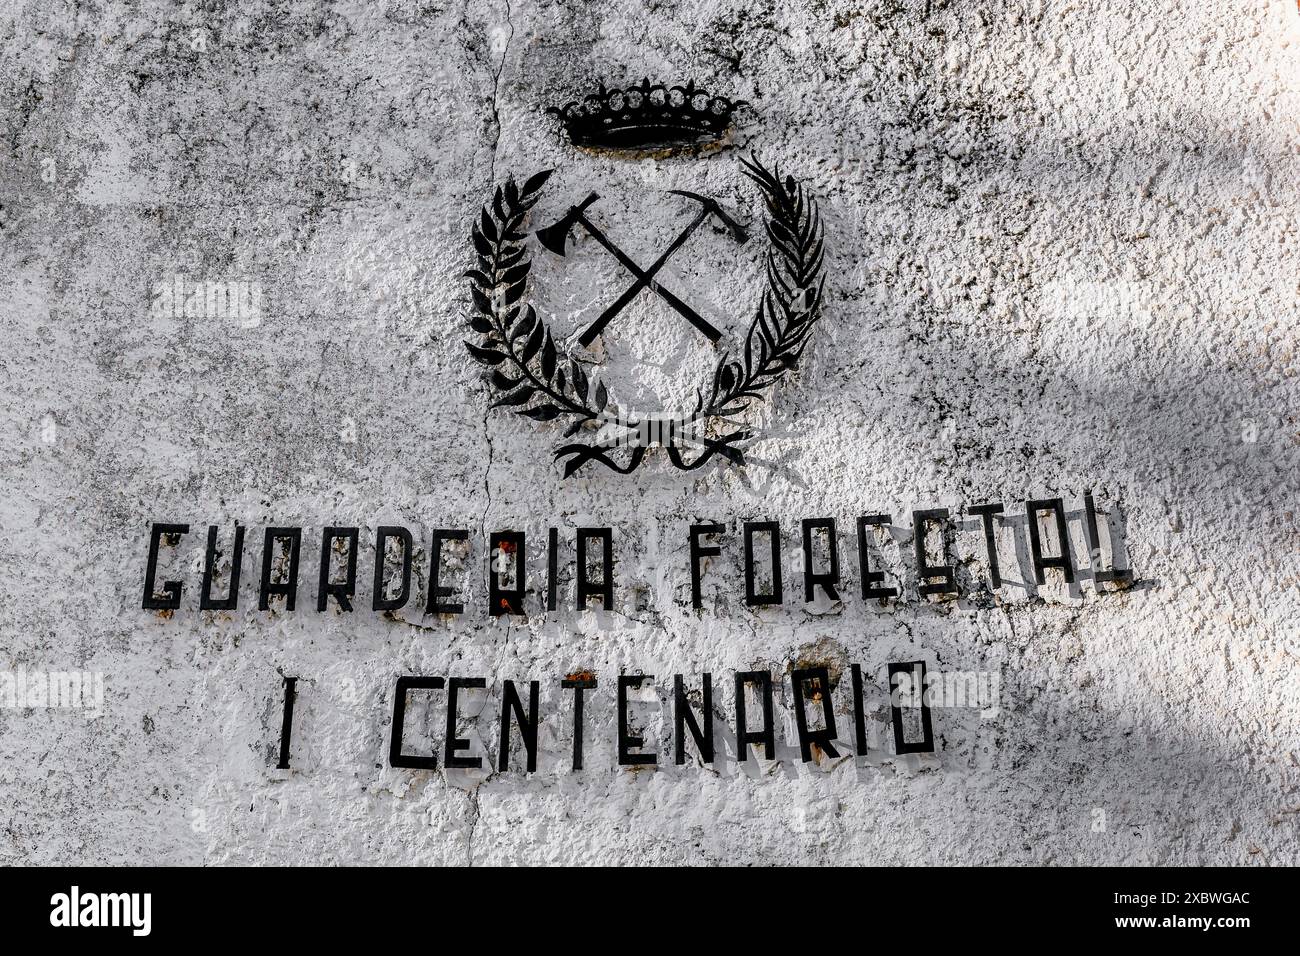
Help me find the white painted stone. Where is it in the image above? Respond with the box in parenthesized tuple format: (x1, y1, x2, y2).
(0, 0, 1297, 866)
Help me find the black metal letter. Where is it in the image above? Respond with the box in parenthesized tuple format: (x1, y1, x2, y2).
(200, 524, 243, 611)
(389, 676, 444, 769)
(372, 526, 413, 611)
(850, 663, 869, 755)
(276, 676, 297, 770)
(743, 521, 783, 606)
(1026, 498, 1075, 584)
(688, 523, 723, 609)
(617, 675, 657, 766)
(791, 666, 840, 761)
(888, 661, 935, 754)
(142, 522, 189, 610)
(317, 526, 358, 612)
(489, 531, 525, 616)
(561, 675, 597, 770)
(913, 509, 957, 596)
(674, 673, 714, 765)
(498, 680, 540, 772)
(857, 515, 898, 600)
(576, 528, 614, 610)
(801, 518, 840, 602)
(967, 503, 1005, 589)
(1084, 491, 1131, 585)
(425, 529, 468, 614)
(444, 677, 485, 769)
(259, 527, 302, 610)
(546, 527, 559, 611)
(734, 670, 776, 759)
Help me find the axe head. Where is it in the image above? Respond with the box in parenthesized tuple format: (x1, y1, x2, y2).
(535, 192, 600, 256)
(667, 189, 749, 244)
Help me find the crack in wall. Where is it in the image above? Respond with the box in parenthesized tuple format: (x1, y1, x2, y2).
(477, 0, 514, 607)
(486, 0, 515, 187)
(466, 788, 481, 866)
(473, 0, 514, 852)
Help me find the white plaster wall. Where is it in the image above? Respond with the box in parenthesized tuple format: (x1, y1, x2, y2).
(1, 0, 1297, 865)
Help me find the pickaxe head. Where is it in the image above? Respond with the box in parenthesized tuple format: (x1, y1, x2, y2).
(535, 192, 601, 256)
(667, 189, 749, 244)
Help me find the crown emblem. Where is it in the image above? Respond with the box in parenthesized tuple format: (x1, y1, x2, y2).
(548, 79, 747, 155)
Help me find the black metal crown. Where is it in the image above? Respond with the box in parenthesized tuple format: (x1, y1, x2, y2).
(548, 79, 747, 153)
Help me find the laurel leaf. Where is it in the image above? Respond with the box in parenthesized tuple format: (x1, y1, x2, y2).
(594, 381, 608, 412)
(520, 320, 545, 363)
(465, 341, 506, 366)
(767, 256, 793, 298)
(522, 169, 553, 196)
(768, 287, 798, 323)
(519, 404, 562, 421)
(698, 154, 824, 417)
(711, 358, 729, 394)
(471, 285, 493, 315)
(759, 305, 777, 350)
(570, 360, 589, 402)
(503, 211, 525, 234)
(804, 276, 826, 315)
(502, 280, 526, 307)
(463, 268, 492, 287)
(500, 262, 530, 286)
(493, 188, 509, 224)
(767, 228, 799, 265)
(541, 332, 557, 379)
(493, 387, 536, 407)
(789, 336, 814, 365)
(749, 304, 776, 375)
(798, 241, 824, 286)
(472, 226, 493, 258)
(498, 246, 526, 268)
(797, 205, 817, 247)
(480, 210, 498, 243)
(766, 235, 799, 267)
(469, 315, 493, 335)
(740, 155, 778, 194)
(511, 306, 537, 342)
(491, 369, 522, 390)
(505, 179, 520, 209)
(768, 218, 795, 246)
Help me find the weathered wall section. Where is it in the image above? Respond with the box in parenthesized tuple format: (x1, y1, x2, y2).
(1, 0, 1298, 864)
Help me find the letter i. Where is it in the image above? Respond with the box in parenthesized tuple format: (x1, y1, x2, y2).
(277, 676, 297, 769)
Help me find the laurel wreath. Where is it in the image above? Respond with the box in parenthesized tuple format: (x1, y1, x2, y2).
(464, 155, 824, 477)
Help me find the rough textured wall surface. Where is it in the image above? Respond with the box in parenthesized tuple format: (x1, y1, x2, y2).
(1, 0, 1298, 866)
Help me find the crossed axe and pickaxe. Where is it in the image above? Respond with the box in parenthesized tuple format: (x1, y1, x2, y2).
(534, 190, 748, 347)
